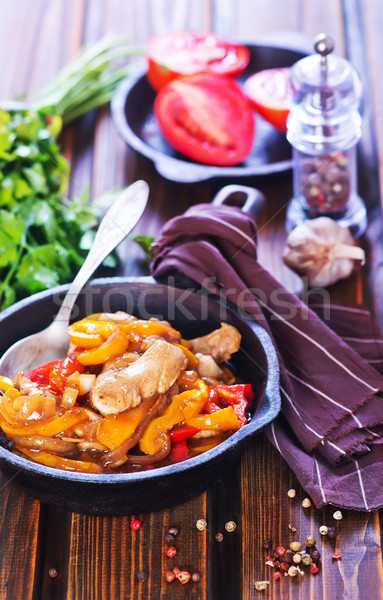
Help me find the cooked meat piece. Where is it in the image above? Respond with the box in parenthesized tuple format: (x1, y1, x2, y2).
(140, 335, 164, 352)
(191, 429, 221, 439)
(189, 323, 241, 363)
(195, 353, 223, 379)
(14, 372, 57, 401)
(102, 352, 140, 372)
(90, 339, 187, 416)
(98, 311, 137, 323)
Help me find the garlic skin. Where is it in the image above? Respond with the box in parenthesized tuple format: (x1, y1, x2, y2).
(283, 217, 365, 287)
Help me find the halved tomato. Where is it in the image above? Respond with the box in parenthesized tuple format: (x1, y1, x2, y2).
(243, 67, 291, 133)
(146, 31, 250, 91)
(153, 73, 255, 166)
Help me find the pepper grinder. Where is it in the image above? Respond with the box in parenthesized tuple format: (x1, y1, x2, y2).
(286, 34, 367, 237)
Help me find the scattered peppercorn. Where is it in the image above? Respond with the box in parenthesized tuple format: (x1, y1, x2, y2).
(131, 519, 141, 530)
(280, 563, 288, 572)
(137, 570, 148, 582)
(48, 568, 57, 578)
(288, 566, 299, 577)
(288, 524, 297, 533)
(319, 525, 328, 536)
(274, 571, 281, 580)
(191, 571, 201, 583)
(276, 546, 286, 556)
(266, 560, 275, 567)
(215, 532, 224, 542)
(290, 541, 302, 552)
(333, 510, 343, 521)
(164, 533, 175, 544)
(327, 526, 337, 539)
(165, 570, 175, 583)
(168, 526, 179, 537)
(310, 563, 320, 575)
(273, 560, 281, 570)
(283, 552, 294, 565)
(173, 567, 181, 577)
(262, 538, 272, 549)
(302, 498, 312, 508)
(196, 519, 207, 531)
(254, 581, 270, 591)
(165, 546, 177, 558)
(178, 571, 191, 584)
(311, 550, 321, 564)
(287, 489, 296, 498)
(225, 521, 237, 533)
(301, 553, 312, 566)
(293, 554, 302, 564)
(332, 551, 342, 560)
(305, 535, 316, 548)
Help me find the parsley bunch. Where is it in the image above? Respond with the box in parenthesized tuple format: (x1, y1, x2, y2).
(0, 36, 141, 311)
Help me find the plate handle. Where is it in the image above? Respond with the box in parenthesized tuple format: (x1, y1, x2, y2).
(212, 184, 265, 220)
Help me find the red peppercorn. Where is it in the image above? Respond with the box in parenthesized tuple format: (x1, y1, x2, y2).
(173, 567, 181, 576)
(273, 571, 281, 580)
(165, 546, 177, 558)
(280, 563, 288, 572)
(266, 556, 275, 562)
(131, 519, 141, 530)
(276, 546, 286, 556)
(332, 551, 342, 560)
(310, 563, 320, 575)
(164, 570, 175, 582)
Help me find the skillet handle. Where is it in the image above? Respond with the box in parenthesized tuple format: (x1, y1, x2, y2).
(212, 184, 265, 220)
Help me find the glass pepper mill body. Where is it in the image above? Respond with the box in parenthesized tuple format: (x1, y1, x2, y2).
(286, 34, 367, 237)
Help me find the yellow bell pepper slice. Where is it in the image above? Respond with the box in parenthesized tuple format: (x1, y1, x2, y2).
(0, 376, 15, 392)
(119, 320, 181, 341)
(0, 407, 88, 437)
(76, 326, 129, 366)
(185, 407, 240, 431)
(67, 326, 103, 348)
(140, 379, 208, 455)
(96, 397, 157, 451)
(19, 448, 103, 474)
(68, 319, 117, 349)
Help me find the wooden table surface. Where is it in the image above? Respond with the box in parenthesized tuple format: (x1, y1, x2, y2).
(1, 1, 383, 598)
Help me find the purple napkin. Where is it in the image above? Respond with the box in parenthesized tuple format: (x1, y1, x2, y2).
(151, 203, 383, 510)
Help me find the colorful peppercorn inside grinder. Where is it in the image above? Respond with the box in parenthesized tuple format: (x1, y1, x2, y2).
(286, 34, 367, 237)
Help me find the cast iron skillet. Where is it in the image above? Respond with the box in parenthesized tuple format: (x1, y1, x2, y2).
(0, 278, 280, 515)
(111, 36, 310, 182)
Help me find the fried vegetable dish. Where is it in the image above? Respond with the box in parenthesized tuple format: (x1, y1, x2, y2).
(0, 312, 253, 473)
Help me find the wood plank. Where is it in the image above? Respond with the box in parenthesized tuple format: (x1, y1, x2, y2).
(0, 477, 42, 600)
(240, 438, 383, 600)
(64, 494, 208, 600)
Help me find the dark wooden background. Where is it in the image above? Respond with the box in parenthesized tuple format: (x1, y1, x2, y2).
(0, 1, 382, 598)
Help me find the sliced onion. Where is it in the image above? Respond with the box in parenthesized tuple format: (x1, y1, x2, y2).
(61, 387, 78, 409)
(77, 441, 108, 452)
(13, 435, 76, 455)
(79, 374, 96, 396)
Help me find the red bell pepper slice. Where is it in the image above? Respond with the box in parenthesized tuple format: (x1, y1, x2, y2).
(169, 425, 200, 443)
(170, 439, 190, 463)
(204, 384, 253, 427)
(27, 351, 85, 393)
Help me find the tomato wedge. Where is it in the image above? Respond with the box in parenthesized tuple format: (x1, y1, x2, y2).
(243, 67, 291, 133)
(154, 73, 255, 166)
(146, 30, 250, 91)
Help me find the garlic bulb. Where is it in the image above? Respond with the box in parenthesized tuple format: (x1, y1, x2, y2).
(283, 217, 365, 287)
